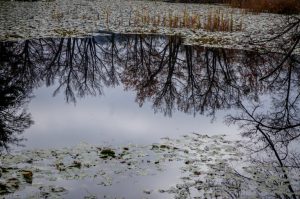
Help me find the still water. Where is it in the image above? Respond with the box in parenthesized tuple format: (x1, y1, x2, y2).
(25, 83, 237, 149)
(1, 32, 299, 198)
(1, 33, 246, 150)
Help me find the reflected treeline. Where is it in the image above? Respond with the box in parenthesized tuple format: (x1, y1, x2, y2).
(0, 41, 35, 150)
(1, 32, 300, 197)
(1, 34, 270, 114)
(1, 33, 287, 115)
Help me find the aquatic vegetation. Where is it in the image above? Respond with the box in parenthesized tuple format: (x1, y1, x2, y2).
(20, 170, 33, 183)
(204, 9, 242, 32)
(0, 134, 299, 198)
(131, 8, 243, 32)
(99, 148, 116, 159)
(104, 7, 111, 30)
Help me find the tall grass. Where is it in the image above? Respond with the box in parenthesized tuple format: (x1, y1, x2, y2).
(131, 9, 243, 32)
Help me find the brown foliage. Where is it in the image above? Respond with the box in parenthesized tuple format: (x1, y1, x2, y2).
(228, 0, 300, 14)
(132, 9, 242, 32)
(164, 0, 300, 14)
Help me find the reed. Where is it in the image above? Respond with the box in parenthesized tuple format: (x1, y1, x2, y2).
(130, 9, 242, 32)
(204, 9, 237, 32)
(104, 8, 111, 29)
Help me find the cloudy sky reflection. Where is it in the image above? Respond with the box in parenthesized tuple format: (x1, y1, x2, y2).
(23, 84, 240, 149)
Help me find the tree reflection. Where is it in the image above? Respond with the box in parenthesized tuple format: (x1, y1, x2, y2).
(225, 18, 300, 198)
(41, 36, 120, 102)
(0, 41, 35, 150)
(120, 35, 261, 117)
(1, 34, 276, 117)
(226, 49, 300, 199)
(0, 32, 299, 197)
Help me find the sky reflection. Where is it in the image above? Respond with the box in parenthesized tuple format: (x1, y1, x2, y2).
(23, 84, 239, 149)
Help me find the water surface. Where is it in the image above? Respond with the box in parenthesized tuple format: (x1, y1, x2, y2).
(1, 33, 248, 150)
(1, 32, 299, 199)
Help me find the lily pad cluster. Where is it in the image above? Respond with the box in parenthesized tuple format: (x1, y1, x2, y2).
(0, 142, 165, 198)
(151, 133, 300, 198)
(0, 134, 299, 198)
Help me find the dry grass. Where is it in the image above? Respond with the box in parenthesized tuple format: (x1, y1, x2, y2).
(204, 9, 239, 32)
(131, 9, 243, 32)
(103, 7, 112, 29)
(228, 0, 300, 14)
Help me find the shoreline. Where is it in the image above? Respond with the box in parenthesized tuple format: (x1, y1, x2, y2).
(1, 0, 299, 53)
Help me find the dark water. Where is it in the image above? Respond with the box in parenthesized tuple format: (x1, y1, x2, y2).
(1, 32, 300, 198)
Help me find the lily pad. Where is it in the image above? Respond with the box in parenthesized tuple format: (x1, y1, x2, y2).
(100, 148, 116, 159)
(20, 170, 33, 183)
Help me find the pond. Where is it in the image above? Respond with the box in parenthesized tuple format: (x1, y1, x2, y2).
(0, 32, 299, 198)
(0, 33, 243, 150)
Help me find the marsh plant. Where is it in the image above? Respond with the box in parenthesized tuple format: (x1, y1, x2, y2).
(105, 9, 111, 29)
(131, 8, 243, 32)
